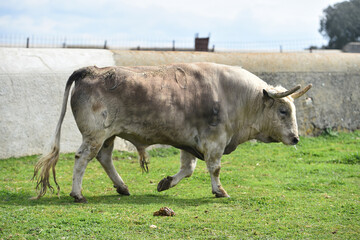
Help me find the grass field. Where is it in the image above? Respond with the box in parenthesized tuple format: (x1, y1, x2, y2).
(1, 131, 359, 239)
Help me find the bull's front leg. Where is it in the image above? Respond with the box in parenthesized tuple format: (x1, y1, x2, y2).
(157, 150, 197, 192)
(205, 151, 230, 198)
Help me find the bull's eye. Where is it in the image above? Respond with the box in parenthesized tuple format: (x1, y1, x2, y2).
(279, 108, 288, 116)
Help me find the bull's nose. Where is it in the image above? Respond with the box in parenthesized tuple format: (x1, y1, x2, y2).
(292, 136, 299, 145)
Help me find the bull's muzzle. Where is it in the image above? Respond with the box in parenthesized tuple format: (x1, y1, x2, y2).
(284, 133, 299, 145)
(291, 136, 299, 145)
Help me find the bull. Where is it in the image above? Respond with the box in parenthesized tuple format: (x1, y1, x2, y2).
(33, 62, 311, 202)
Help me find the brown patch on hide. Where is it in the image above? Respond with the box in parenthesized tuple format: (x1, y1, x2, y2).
(209, 101, 221, 126)
(92, 102, 102, 112)
(213, 167, 221, 178)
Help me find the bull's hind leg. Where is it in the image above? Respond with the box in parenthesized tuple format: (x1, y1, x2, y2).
(70, 139, 103, 203)
(157, 150, 197, 192)
(96, 136, 130, 196)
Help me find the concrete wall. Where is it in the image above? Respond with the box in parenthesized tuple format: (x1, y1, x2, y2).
(0, 48, 133, 159)
(1, 48, 359, 158)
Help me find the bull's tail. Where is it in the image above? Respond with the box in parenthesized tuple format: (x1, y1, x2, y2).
(32, 69, 84, 199)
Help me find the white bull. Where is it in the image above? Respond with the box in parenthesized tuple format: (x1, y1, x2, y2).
(33, 62, 311, 202)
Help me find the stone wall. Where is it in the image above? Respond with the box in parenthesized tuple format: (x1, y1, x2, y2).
(1, 48, 359, 158)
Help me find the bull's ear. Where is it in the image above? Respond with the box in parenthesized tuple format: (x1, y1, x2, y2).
(263, 89, 271, 99)
(263, 89, 274, 106)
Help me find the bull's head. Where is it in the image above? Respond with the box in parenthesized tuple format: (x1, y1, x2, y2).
(256, 84, 312, 145)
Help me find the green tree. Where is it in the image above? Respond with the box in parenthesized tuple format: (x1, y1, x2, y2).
(319, 0, 360, 49)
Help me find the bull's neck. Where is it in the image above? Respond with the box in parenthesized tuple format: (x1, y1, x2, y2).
(233, 87, 265, 144)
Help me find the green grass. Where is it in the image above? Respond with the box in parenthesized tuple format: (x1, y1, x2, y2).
(1, 131, 360, 239)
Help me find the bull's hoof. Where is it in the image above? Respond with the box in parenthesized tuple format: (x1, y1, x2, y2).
(213, 186, 230, 198)
(70, 193, 88, 203)
(157, 176, 173, 192)
(115, 185, 130, 196)
(74, 196, 88, 203)
(214, 192, 230, 198)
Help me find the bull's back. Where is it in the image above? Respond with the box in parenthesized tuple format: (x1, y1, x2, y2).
(70, 64, 223, 146)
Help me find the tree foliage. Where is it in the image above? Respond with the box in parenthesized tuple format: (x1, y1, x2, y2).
(319, 0, 360, 49)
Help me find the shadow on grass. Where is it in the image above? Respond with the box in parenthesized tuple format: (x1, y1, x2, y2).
(1, 190, 216, 207)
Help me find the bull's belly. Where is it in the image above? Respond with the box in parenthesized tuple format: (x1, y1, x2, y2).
(116, 123, 205, 160)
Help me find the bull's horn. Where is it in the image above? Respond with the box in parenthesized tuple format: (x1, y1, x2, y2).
(267, 85, 301, 99)
(291, 84, 312, 99)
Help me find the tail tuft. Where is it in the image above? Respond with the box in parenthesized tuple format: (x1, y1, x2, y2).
(32, 145, 61, 199)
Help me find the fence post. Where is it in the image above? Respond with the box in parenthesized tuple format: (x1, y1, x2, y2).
(172, 40, 175, 51)
(104, 40, 107, 49)
(26, 37, 29, 48)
